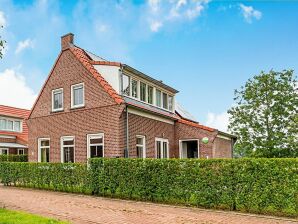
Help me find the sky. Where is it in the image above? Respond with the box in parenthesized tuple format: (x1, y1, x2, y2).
(0, 0, 297, 132)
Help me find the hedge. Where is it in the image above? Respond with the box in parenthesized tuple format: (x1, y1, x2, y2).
(0, 154, 28, 162)
(0, 158, 297, 217)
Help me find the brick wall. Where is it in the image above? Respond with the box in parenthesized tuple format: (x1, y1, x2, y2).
(126, 113, 175, 158)
(174, 122, 218, 158)
(0, 137, 16, 143)
(213, 137, 233, 158)
(28, 48, 125, 163)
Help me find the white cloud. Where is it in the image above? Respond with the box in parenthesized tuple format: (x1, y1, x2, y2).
(205, 111, 230, 132)
(0, 69, 37, 109)
(239, 4, 262, 23)
(148, 0, 161, 13)
(186, 4, 204, 19)
(0, 11, 6, 27)
(15, 39, 34, 54)
(150, 20, 163, 32)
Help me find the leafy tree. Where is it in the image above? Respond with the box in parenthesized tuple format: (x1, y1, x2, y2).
(228, 70, 298, 158)
(0, 26, 5, 58)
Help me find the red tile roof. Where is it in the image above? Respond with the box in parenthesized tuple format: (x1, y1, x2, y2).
(70, 47, 124, 105)
(177, 119, 215, 132)
(91, 61, 121, 67)
(0, 105, 30, 142)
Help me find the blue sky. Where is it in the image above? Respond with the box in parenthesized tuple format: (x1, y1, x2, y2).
(0, 0, 297, 131)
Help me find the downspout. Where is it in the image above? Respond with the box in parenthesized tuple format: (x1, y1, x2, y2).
(120, 65, 129, 158)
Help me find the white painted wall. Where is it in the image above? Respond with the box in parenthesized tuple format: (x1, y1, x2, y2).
(94, 65, 121, 94)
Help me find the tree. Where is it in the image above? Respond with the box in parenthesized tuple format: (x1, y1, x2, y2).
(228, 70, 298, 158)
(0, 26, 5, 58)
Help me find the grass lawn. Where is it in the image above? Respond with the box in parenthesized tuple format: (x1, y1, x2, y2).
(0, 209, 68, 224)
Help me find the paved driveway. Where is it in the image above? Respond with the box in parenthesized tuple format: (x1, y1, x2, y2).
(0, 186, 296, 224)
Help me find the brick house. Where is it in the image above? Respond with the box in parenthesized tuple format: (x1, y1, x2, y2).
(0, 105, 30, 155)
(27, 33, 236, 163)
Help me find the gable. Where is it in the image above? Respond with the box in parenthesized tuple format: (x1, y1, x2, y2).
(29, 48, 123, 119)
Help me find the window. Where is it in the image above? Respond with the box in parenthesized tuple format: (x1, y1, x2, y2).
(122, 74, 130, 96)
(168, 96, 173, 112)
(61, 136, 75, 163)
(0, 118, 22, 132)
(87, 133, 104, 159)
(18, 149, 25, 155)
(131, 79, 138, 98)
(52, 88, 63, 111)
(156, 89, 161, 107)
(136, 135, 146, 158)
(155, 138, 169, 159)
(7, 120, 13, 130)
(38, 138, 50, 162)
(147, 86, 153, 104)
(140, 82, 146, 102)
(0, 148, 8, 155)
(71, 83, 84, 108)
(162, 93, 168, 110)
(14, 121, 21, 132)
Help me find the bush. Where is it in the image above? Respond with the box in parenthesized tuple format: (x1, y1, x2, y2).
(0, 154, 28, 162)
(0, 158, 297, 217)
(0, 162, 90, 194)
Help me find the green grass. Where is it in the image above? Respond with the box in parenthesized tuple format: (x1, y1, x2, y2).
(0, 209, 69, 224)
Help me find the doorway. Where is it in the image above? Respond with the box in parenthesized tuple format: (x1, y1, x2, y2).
(179, 139, 199, 158)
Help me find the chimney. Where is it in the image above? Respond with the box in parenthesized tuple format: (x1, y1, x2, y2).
(61, 33, 74, 50)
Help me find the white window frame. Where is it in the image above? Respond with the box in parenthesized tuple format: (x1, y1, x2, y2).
(155, 138, 169, 159)
(87, 133, 104, 160)
(71, 83, 85, 109)
(0, 148, 9, 155)
(38, 138, 50, 162)
(17, 148, 25, 155)
(52, 88, 64, 112)
(61, 136, 75, 163)
(0, 117, 22, 133)
(136, 135, 146, 158)
(179, 139, 200, 159)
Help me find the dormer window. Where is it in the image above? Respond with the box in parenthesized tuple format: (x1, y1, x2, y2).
(71, 83, 85, 108)
(162, 93, 168, 110)
(131, 79, 138, 98)
(52, 88, 63, 112)
(147, 86, 153, 104)
(0, 117, 22, 132)
(156, 90, 161, 107)
(140, 82, 146, 102)
(122, 74, 130, 96)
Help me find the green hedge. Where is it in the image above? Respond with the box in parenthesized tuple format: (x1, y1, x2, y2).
(0, 158, 297, 217)
(0, 154, 28, 162)
(0, 162, 90, 194)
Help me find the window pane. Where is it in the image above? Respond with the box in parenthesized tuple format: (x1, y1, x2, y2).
(54, 91, 62, 109)
(162, 93, 168, 109)
(0, 119, 6, 130)
(64, 147, 74, 163)
(90, 137, 103, 144)
(131, 79, 138, 98)
(1, 149, 8, 155)
(14, 121, 21, 132)
(156, 141, 161, 158)
(74, 86, 83, 106)
(7, 120, 13, 130)
(137, 146, 143, 158)
(122, 74, 130, 96)
(163, 142, 168, 158)
(140, 82, 146, 102)
(147, 86, 153, 104)
(18, 149, 24, 155)
(136, 137, 143, 145)
(63, 140, 74, 146)
(41, 140, 49, 147)
(41, 148, 50, 162)
(156, 90, 161, 107)
(91, 145, 103, 158)
(168, 96, 173, 112)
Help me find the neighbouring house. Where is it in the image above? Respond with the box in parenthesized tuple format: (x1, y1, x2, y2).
(0, 105, 30, 155)
(27, 33, 236, 163)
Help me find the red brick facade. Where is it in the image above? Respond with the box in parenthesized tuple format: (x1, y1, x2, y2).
(27, 34, 235, 163)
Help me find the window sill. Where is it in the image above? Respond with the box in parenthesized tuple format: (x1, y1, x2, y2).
(51, 109, 64, 113)
(70, 105, 85, 110)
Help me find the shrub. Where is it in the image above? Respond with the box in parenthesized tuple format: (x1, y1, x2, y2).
(0, 154, 28, 162)
(0, 162, 91, 194)
(0, 158, 297, 217)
